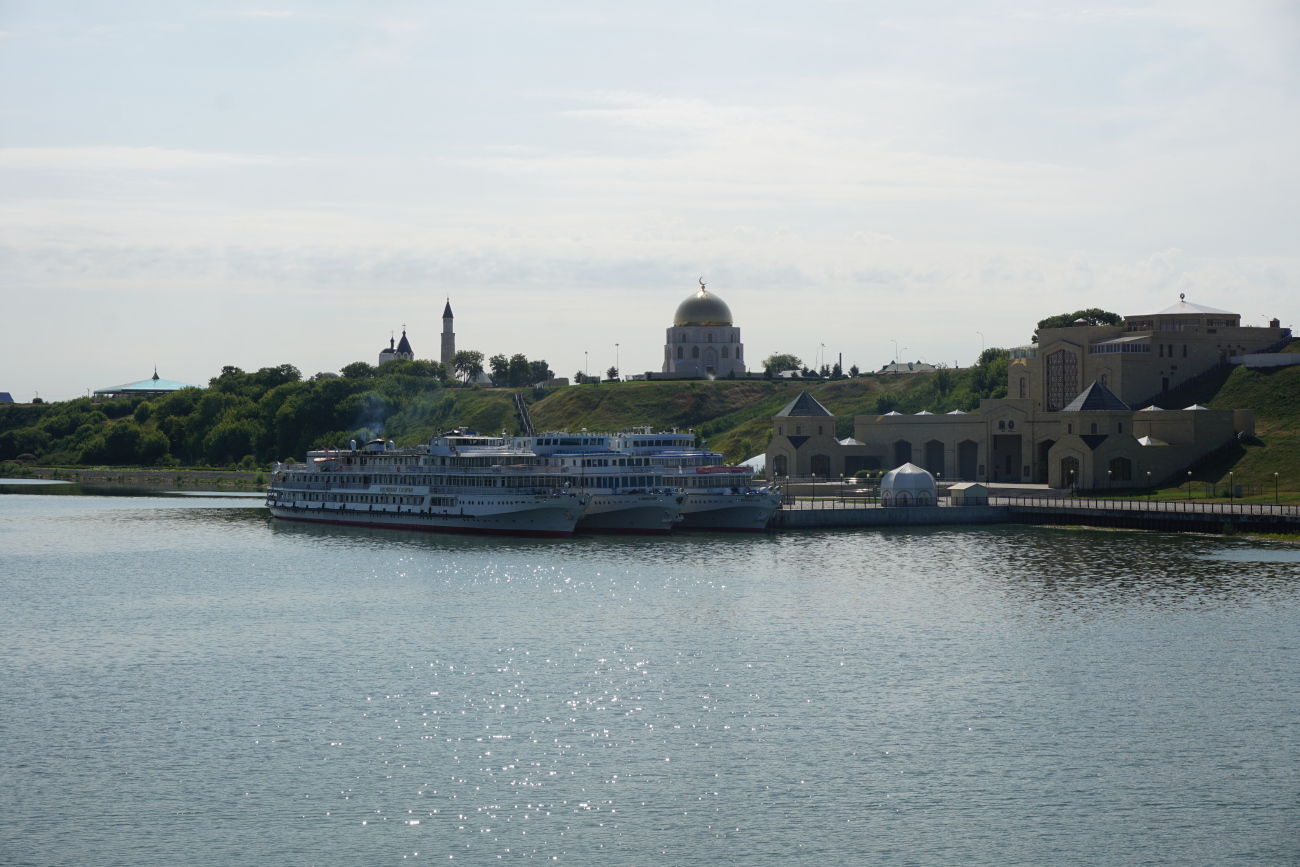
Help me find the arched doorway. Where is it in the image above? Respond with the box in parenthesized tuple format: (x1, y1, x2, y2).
(810, 454, 831, 477)
(704, 348, 717, 372)
(1036, 439, 1056, 484)
(923, 440, 945, 478)
(772, 454, 788, 477)
(893, 440, 912, 469)
(958, 440, 979, 480)
(1060, 456, 1080, 489)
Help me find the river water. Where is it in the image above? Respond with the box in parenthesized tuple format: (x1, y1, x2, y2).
(2, 490, 1298, 866)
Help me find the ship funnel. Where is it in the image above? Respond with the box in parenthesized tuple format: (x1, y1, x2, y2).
(350, 439, 357, 451)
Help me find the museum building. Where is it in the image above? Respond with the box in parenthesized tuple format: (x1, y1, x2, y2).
(765, 297, 1290, 489)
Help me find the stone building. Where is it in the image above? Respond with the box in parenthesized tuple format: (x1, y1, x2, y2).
(1011, 296, 1286, 411)
(660, 285, 747, 378)
(441, 300, 456, 368)
(378, 330, 414, 366)
(763, 297, 1287, 489)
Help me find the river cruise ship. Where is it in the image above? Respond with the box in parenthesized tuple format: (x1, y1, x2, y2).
(609, 429, 781, 531)
(506, 433, 685, 534)
(266, 436, 590, 537)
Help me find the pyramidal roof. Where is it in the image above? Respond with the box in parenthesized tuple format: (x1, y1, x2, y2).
(395, 330, 413, 354)
(775, 391, 832, 418)
(443, 300, 454, 318)
(1061, 381, 1131, 412)
(1137, 298, 1235, 317)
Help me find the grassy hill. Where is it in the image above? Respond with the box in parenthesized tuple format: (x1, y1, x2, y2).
(0, 352, 1007, 469)
(1152, 343, 1300, 491)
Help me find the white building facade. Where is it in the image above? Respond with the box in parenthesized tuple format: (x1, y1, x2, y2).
(662, 287, 746, 378)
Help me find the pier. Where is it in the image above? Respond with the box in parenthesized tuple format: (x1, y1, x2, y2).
(768, 480, 1300, 534)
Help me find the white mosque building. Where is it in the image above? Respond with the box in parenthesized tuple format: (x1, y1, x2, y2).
(659, 283, 748, 378)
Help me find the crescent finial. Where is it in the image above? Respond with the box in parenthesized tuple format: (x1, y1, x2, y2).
(699, 277, 706, 290)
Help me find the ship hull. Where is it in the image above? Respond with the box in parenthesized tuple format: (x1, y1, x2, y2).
(675, 493, 781, 532)
(576, 493, 684, 534)
(268, 499, 583, 538)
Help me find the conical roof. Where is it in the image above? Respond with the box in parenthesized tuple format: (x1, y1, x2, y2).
(443, 300, 454, 318)
(775, 391, 833, 417)
(395, 330, 413, 354)
(1061, 380, 1130, 412)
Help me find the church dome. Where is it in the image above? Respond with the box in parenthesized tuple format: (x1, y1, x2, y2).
(674, 289, 733, 327)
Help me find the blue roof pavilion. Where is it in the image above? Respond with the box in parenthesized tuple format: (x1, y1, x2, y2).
(93, 369, 198, 398)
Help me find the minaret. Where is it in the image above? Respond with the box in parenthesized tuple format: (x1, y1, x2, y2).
(440, 299, 456, 368)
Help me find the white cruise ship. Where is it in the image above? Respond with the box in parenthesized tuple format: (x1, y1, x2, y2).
(609, 429, 781, 531)
(266, 436, 590, 538)
(506, 433, 685, 534)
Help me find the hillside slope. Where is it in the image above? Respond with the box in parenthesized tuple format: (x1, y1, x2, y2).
(1152, 340, 1300, 489)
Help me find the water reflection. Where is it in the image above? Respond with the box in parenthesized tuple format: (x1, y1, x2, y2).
(3, 495, 1299, 865)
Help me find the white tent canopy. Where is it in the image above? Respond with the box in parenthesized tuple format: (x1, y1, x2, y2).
(881, 462, 937, 507)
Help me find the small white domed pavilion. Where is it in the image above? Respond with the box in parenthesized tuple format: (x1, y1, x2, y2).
(880, 462, 937, 506)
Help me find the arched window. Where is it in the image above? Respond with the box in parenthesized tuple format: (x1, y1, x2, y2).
(677, 346, 683, 359)
(1090, 422, 1098, 434)
(795, 425, 802, 435)
(1019, 377, 1026, 398)
(772, 454, 788, 476)
(731, 332, 736, 343)
(1067, 423, 1073, 434)
(1118, 422, 1123, 434)
(1101, 373, 1109, 386)
(999, 420, 1006, 431)
(692, 346, 700, 358)
(681, 333, 688, 342)
(721, 346, 729, 358)
(707, 333, 713, 343)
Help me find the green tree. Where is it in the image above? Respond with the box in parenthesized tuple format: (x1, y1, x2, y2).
(489, 354, 509, 383)
(762, 352, 802, 373)
(1032, 309, 1122, 343)
(606, 366, 619, 381)
(508, 354, 532, 387)
(529, 359, 552, 383)
(136, 429, 170, 465)
(341, 361, 377, 379)
(453, 350, 485, 383)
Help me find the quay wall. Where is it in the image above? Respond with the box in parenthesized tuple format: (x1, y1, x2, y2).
(770, 505, 1008, 530)
(769, 502, 1300, 534)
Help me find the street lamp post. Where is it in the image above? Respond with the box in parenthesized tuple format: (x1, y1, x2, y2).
(1188, 471, 1192, 501)
(1229, 471, 1234, 502)
(1147, 471, 1152, 502)
(584, 350, 588, 382)
(1275, 472, 1279, 505)
(891, 339, 898, 364)
(615, 343, 619, 381)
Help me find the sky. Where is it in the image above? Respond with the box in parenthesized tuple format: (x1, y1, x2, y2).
(2, 1, 1298, 401)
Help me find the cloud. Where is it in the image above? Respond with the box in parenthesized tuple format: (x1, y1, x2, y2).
(0, 146, 309, 171)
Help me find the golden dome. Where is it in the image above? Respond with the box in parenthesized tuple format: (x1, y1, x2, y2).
(673, 289, 733, 327)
